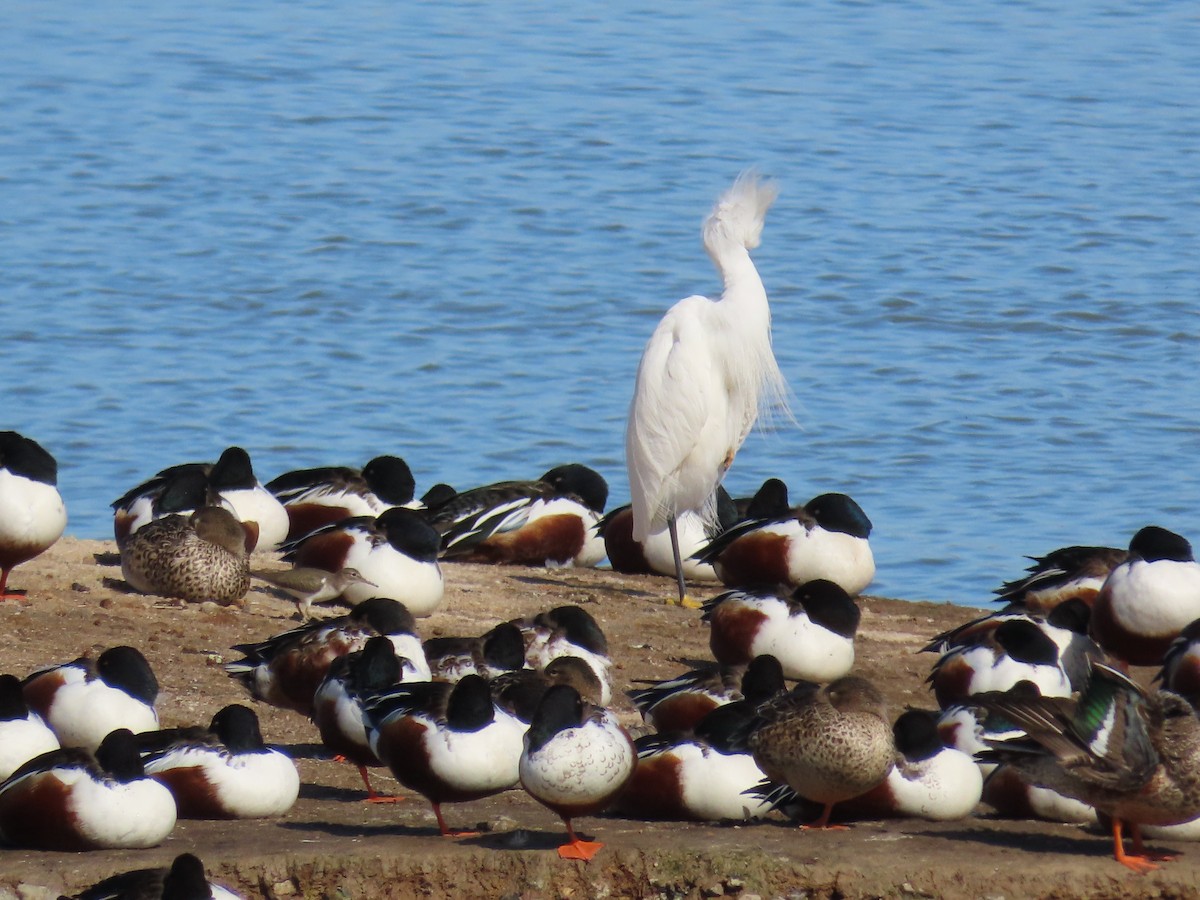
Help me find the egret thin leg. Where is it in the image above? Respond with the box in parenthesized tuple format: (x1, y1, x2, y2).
(667, 515, 687, 604)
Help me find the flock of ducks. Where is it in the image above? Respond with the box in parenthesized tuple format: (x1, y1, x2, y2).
(3, 426, 1200, 895)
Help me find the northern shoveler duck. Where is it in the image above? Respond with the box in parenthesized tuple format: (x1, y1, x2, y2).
(616, 703, 775, 822)
(1090, 526, 1200, 667)
(694, 492, 875, 596)
(519, 684, 635, 860)
(994, 545, 1128, 613)
(224, 596, 429, 716)
(0, 728, 176, 850)
(250, 565, 376, 621)
(0, 673, 58, 780)
(279, 507, 444, 617)
(785, 709, 982, 823)
(746, 676, 894, 829)
(1157, 617, 1200, 700)
(266, 455, 420, 543)
(364, 674, 527, 836)
(65, 852, 242, 900)
(423, 621, 528, 683)
(926, 617, 1073, 708)
(112, 446, 290, 552)
(22, 645, 159, 751)
(121, 507, 251, 606)
(628, 654, 785, 734)
(510, 604, 612, 705)
(490, 656, 606, 723)
(0, 431, 67, 601)
(925, 601, 1106, 700)
(426, 464, 608, 568)
(313, 636, 406, 802)
(141, 704, 299, 819)
(601, 487, 738, 583)
(702, 580, 860, 683)
(977, 662, 1200, 872)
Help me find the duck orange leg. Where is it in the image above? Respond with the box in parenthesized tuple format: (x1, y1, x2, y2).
(0, 567, 26, 601)
(557, 816, 604, 861)
(1112, 818, 1160, 873)
(432, 802, 478, 838)
(801, 802, 849, 831)
(357, 765, 402, 804)
(1129, 823, 1178, 864)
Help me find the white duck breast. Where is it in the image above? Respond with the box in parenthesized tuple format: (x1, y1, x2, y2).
(0, 715, 59, 781)
(520, 709, 634, 807)
(0, 763, 177, 849)
(748, 598, 856, 683)
(0, 469, 67, 552)
(430, 711, 526, 793)
(886, 747, 983, 821)
(339, 538, 444, 615)
(1104, 558, 1200, 635)
(1138, 814, 1200, 841)
(782, 522, 875, 596)
(33, 667, 159, 751)
(218, 487, 291, 553)
(69, 769, 178, 848)
(658, 741, 775, 821)
(144, 745, 300, 818)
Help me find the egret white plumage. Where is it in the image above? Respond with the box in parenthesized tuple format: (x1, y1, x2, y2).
(625, 171, 788, 604)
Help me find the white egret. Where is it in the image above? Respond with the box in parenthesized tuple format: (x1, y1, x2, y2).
(625, 171, 788, 604)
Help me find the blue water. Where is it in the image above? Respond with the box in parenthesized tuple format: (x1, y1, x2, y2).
(3, 2, 1199, 605)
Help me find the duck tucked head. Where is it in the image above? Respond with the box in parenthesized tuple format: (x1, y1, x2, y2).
(208, 447, 256, 492)
(1130, 526, 1194, 564)
(161, 853, 212, 900)
(209, 703, 267, 754)
(445, 675, 496, 733)
(892, 709, 946, 763)
(805, 493, 872, 539)
(535, 605, 609, 656)
(94, 728, 146, 783)
(540, 465, 609, 514)
(0, 431, 58, 486)
(791, 580, 861, 639)
(526, 684, 584, 755)
(0, 674, 30, 721)
(354, 597, 417, 635)
(824, 675, 889, 722)
(96, 646, 159, 706)
(192, 506, 250, 557)
(376, 507, 442, 562)
(351, 636, 403, 694)
(993, 620, 1061, 667)
(362, 456, 416, 506)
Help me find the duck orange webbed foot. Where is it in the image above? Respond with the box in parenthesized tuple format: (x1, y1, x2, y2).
(800, 823, 850, 831)
(1116, 853, 1160, 875)
(363, 793, 403, 804)
(558, 839, 604, 861)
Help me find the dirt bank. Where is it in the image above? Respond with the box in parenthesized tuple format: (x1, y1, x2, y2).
(1, 539, 1195, 900)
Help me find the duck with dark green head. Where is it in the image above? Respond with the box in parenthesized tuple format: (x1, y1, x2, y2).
(978, 663, 1200, 873)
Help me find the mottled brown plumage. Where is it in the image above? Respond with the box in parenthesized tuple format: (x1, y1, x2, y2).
(748, 675, 894, 828)
(120, 507, 250, 606)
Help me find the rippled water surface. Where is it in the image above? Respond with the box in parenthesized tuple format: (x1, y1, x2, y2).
(3, 2, 1199, 604)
